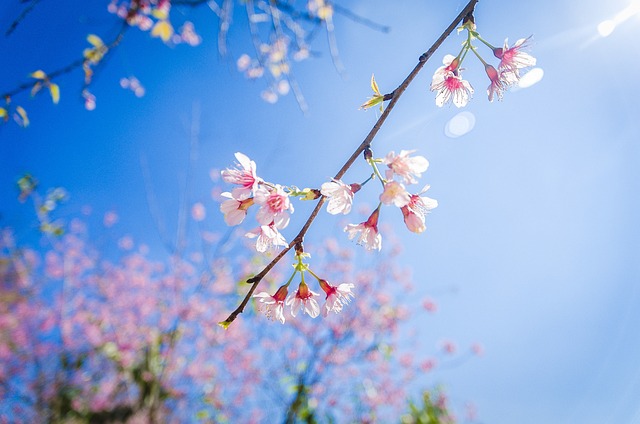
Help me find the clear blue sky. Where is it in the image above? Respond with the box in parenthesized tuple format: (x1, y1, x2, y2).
(1, 1, 640, 423)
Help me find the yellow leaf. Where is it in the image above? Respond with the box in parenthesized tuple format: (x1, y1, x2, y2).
(49, 83, 60, 104)
(359, 95, 383, 110)
(151, 20, 173, 43)
(370, 74, 380, 95)
(15, 106, 29, 127)
(151, 8, 169, 20)
(218, 320, 232, 330)
(0, 108, 7, 121)
(30, 70, 47, 80)
(87, 34, 104, 48)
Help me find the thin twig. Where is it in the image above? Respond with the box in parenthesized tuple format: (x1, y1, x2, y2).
(221, 0, 479, 326)
(332, 3, 390, 33)
(5, 0, 41, 37)
(0, 25, 128, 100)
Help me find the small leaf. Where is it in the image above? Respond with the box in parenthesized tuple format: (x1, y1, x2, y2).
(360, 94, 383, 110)
(86, 34, 104, 48)
(151, 8, 169, 20)
(15, 106, 29, 127)
(370, 74, 380, 96)
(0, 107, 8, 121)
(218, 320, 232, 330)
(30, 70, 47, 80)
(151, 20, 173, 43)
(49, 83, 60, 104)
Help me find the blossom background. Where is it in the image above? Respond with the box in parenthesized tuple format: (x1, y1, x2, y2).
(1, 0, 640, 423)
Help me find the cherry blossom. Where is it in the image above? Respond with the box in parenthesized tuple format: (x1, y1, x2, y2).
(253, 184, 293, 228)
(430, 55, 473, 108)
(245, 223, 288, 253)
(285, 281, 320, 318)
(431, 54, 460, 84)
(219, 192, 254, 226)
(320, 179, 359, 215)
(380, 181, 411, 208)
(400, 185, 438, 234)
(494, 37, 536, 74)
(318, 279, 355, 316)
(485, 64, 514, 102)
(253, 284, 289, 323)
(383, 150, 429, 185)
(220, 152, 261, 198)
(344, 207, 382, 251)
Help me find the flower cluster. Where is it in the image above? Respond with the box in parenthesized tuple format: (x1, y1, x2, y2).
(108, 0, 201, 45)
(430, 19, 536, 106)
(220, 152, 294, 253)
(334, 149, 438, 251)
(219, 149, 436, 323)
(219, 149, 437, 255)
(237, 36, 293, 105)
(253, 253, 355, 323)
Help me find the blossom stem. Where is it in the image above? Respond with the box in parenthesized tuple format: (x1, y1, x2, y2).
(220, 0, 479, 327)
(454, 43, 467, 66)
(368, 157, 387, 188)
(360, 173, 375, 187)
(469, 44, 488, 66)
(471, 31, 496, 50)
(306, 267, 321, 281)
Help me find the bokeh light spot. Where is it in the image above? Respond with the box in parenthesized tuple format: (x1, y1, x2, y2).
(445, 111, 476, 138)
(518, 67, 544, 89)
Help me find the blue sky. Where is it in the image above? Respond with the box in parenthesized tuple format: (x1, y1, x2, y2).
(2, 0, 640, 423)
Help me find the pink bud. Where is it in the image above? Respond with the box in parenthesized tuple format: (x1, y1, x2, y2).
(485, 64, 499, 82)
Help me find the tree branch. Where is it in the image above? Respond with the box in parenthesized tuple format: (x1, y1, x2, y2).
(220, 0, 479, 327)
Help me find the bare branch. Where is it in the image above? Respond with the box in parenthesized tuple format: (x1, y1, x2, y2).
(5, 0, 41, 37)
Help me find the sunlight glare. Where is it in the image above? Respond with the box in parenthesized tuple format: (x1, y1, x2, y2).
(597, 20, 616, 37)
(597, 0, 640, 37)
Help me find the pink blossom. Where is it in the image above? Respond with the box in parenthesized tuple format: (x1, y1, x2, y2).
(383, 150, 429, 185)
(285, 281, 320, 318)
(430, 56, 473, 108)
(485, 64, 517, 102)
(471, 343, 484, 356)
(420, 358, 437, 372)
(379, 181, 410, 208)
(422, 298, 438, 313)
(318, 279, 355, 316)
(219, 192, 254, 226)
(320, 179, 359, 215)
(103, 211, 118, 227)
(432, 74, 474, 108)
(431, 54, 460, 84)
(191, 202, 206, 221)
(441, 340, 457, 355)
(245, 223, 288, 253)
(179, 21, 202, 46)
(253, 185, 293, 228)
(400, 185, 438, 233)
(221, 152, 261, 198)
(344, 207, 382, 251)
(494, 37, 536, 73)
(253, 284, 289, 323)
